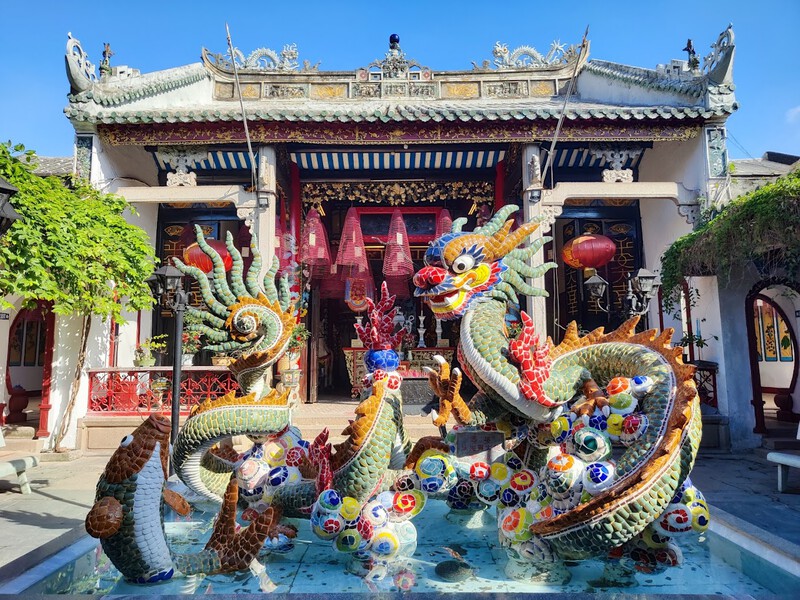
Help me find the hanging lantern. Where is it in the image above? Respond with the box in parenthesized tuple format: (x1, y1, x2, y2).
(561, 234, 616, 269)
(301, 209, 332, 279)
(383, 210, 413, 298)
(435, 209, 453, 238)
(183, 239, 233, 273)
(336, 207, 369, 274)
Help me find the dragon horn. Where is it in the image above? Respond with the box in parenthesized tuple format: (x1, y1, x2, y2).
(451, 217, 468, 233)
(474, 205, 519, 236)
(488, 219, 540, 258)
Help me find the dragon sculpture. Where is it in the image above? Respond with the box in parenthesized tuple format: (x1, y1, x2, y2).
(89, 207, 708, 585)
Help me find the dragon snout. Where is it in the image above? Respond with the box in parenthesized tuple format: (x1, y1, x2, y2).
(413, 266, 448, 295)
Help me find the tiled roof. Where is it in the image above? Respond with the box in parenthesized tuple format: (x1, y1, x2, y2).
(65, 98, 733, 125)
(33, 157, 73, 177)
(583, 61, 705, 98)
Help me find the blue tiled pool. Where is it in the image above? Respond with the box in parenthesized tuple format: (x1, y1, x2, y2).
(2, 501, 798, 596)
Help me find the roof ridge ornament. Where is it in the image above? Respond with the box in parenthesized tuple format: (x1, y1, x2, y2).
(490, 40, 582, 70)
(204, 43, 310, 72)
(357, 34, 432, 81)
(65, 32, 98, 93)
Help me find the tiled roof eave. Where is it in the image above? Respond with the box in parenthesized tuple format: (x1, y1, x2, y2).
(64, 104, 736, 125)
(584, 61, 705, 99)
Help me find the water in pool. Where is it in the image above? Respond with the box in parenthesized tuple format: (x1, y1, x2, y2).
(7, 500, 799, 596)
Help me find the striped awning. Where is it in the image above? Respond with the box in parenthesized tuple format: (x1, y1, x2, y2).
(546, 147, 644, 170)
(290, 149, 506, 172)
(153, 150, 256, 171)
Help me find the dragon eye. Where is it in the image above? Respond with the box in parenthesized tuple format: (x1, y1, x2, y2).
(120, 435, 134, 448)
(451, 254, 475, 274)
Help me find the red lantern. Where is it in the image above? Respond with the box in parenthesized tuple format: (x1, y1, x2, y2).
(561, 234, 616, 269)
(183, 239, 233, 273)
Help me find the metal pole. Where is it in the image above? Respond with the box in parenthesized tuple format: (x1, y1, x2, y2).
(170, 286, 187, 446)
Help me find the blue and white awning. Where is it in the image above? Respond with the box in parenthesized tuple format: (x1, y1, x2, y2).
(546, 148, 644, 170)
(153, 150, 256, 171)
(290, 149, 506, 171)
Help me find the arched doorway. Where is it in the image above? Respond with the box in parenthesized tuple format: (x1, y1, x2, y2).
(745, 278, 800, 434)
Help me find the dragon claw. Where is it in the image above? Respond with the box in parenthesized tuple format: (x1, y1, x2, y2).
(425, 358, 472, 427)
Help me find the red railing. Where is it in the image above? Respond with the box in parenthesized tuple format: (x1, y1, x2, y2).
(87, 366, 239, 415)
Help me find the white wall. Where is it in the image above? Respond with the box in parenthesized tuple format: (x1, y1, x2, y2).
(46, 313, 110, 449)
(577, 71, 703, 108)
(0, 295, 22, 409)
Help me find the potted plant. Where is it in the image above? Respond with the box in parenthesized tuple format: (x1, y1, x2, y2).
(134, 334, 168, 367)
(279, 324, 309, 371)
(181, 330, 203, 365)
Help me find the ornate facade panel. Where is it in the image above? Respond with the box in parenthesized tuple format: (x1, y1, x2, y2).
(705, 126, 728, 178)
(99, 121, 702, 146)
(214, 82, 235, 99)
(485, 81, 529, 98)
(310, 84, 348, 99)
(530, 80, 557, 96)
(266, 84, 307, 99)
(440, 82, 480, 99)
(301, 180, 494, 207)
(240, 83, 262, 99)
(75, 135, 93, 181)
(352, 83, 381, 98)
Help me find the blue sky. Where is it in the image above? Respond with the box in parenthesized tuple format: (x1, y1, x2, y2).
(1, 0, 797, 159)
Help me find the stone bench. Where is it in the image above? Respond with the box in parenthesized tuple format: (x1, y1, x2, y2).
(767, 451, 800, 492)
(0, 456, 38, 494)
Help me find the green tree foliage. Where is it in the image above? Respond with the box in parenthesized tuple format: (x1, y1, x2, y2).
(661, 170, 800, 310)
(0, 141, 155, 320)
(0, 141, 156, 450)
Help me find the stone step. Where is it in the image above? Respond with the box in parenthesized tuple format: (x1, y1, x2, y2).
(1, 437, 45, 454)
(761, 437, 800, 451)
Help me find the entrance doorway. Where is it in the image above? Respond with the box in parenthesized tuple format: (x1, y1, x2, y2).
(746, 279, 800, 433)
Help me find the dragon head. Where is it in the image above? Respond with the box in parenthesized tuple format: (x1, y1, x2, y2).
(413, 205, 555, 320)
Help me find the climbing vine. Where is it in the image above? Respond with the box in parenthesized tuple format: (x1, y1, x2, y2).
(661, 170, 800, 310)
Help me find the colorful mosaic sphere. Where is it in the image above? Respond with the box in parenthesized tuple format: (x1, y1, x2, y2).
(499, 507, 534, 542)
(509, 469, 537, 495)
(340, 496, 362, 522)
(356, 517, 374, 541)
(334, 527, 363, 553)
(318, 489, 343, 511)
(362, 500, 390, 529)
(587, 408, 609, 431)
(393, 569, 416, 591)
(631, 375, 654, 397)
(469, 461, 491, 481)
(620, 413, 650, 446)
(582, 460, 617, 495)
(267, 465, 290, 487)
(606, 413, 625, 441)
(364, 348, 400, 372)
(544, 454, 585, 498)
(370, 530, 401, 559)
(607, 391, 638, 416)
(568, 426, 613, 463)
(550, 415, 574, 444)
(475, 478, 503, 505)
(394, 473, 417, 491)
(285, 446, 306, 467)
(390, 490, 426, 520)
(489, 461, 512, 485)
(606, 376, 631, 396)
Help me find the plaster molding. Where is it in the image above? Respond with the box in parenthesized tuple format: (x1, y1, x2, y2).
(116, 184, 256, 206)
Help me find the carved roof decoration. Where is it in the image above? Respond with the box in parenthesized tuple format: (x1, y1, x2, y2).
(64, 27, 736, 128)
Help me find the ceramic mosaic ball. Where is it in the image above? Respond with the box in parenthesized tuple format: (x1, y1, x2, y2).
(370, 530, 401, 558)
(267, 465, 290, 487)
(393, 569, 416, 591)
(631, 375, 654, 397)
(582, 460, 617, 495)
(606, 413, 625, 441)
(509, 469, 537, 495)
(652, 504, 693, 536)
(417, 452, 446, 478)
(334, 527, 363, 553)
(606, 376, 631, 396)
(394, 520, 418, 552)
(544, 454, 585, 498)
(489, 461, 512, 485)
(499, 485, 524, 508)
(469, 461, 491, 481)
(364, 348, 400, 372)
(500, 507, 534, 542)
(340, 496, 362, 522)
(475, 478, 503, 505)
(550, 415, 573, 444)
(587, 408, 608, 431)
(362, 500, 390, 529)
(285, 446, 306, 467)
(607, 392, 638, 416)
(390, 490, 426, 520)
(687, 498, 710, 532)
(394, 473, 417, 492)
(620, 413, 649, 446)
(318, 489, 343, 511)
(567, 426, 613, 463)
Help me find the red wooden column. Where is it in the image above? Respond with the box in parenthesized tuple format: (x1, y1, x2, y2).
(494, 160, 505, 212)
(36, 308, 56, 438)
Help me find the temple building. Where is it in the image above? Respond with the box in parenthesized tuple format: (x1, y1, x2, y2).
(3, 26, 759, 451)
